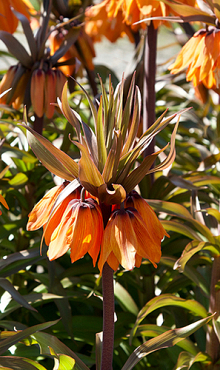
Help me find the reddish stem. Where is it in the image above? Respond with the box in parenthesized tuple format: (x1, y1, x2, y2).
(101, 262, 114, 370)
(143, 22, 157, 159)
(100, 204, 114, 370)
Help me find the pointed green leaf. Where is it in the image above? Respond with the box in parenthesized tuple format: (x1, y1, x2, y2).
(0, 31, 32, 68)
(55, 354, 75, 370)
(0, 320, 59, 355)
(123, 145, 168, 193)
(136, 324, 198, 355)
(75, 141, 104, 195)
(174, 240, 220, 272)
(132, 294, 207, 337)
(97, 97, 107, 172)
(32, 332, 90, 370)
(114, 282, 139, 316)
(120, 73, 136, 142)
(8, 173, 28, 187)
(121, 86, 141, 156)
(12, 9, 37, 60)
(174, 351, 211, 370)
(0, 357, 47, 370)
(21, 124, 78, 180)
(0, 278, 36, 312)
(123, 315, 213, 370)
(161, 220, 204, 241)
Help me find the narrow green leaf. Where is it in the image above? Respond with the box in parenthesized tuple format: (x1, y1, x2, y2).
(59, 82, 82, 140)
(0, 357, 47, 370)
(121, 86, 141, 156)
(0, 278, 36, 312)
(21, 124, 78, 180)
(161, 220, 204, 241)
(0, 31, 32, 67)
(120, 73, 135, 142)
(123, 315, 213, 370)
(131, 294, 207, 340)
(75, 141, 104, 195)
(114, 282, 139, 316)
(97, 97, 107, 172)
(174, 240, 220, 272)
(136, 324, 198, 355)
(123, 145, 168, 193)
(32, 332, 90, 370)
(96, 332, 102, 370)
(8, 173, 28, 187)
(0, 320, 59, 355)
(174, 351, 211, 370)
(12, 9, 37, 60)
(56, 354, 75, 370)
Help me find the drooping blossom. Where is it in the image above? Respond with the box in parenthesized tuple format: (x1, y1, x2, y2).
(0, 194, 9, 215)
(85, 0, 196, 43)
(26, 75, 180, 273)
(0, 0, 33, 33)
(169, 28, 220, 94)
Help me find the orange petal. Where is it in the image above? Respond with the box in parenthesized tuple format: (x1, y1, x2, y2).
(27, 185, 65, 231)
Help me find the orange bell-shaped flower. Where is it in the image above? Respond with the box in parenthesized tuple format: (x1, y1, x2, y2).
(47, 198, 103, 266)
(98, 206, 163, 273)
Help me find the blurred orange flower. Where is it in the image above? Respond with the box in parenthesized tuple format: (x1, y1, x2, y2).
(169, 28, 220, 93)
(85, 0, 196, 41)
(50, 27, 96, 76)
(0, 194, 9, 215)
(85, 0, 134, 42)
(0, 0, 33, 33)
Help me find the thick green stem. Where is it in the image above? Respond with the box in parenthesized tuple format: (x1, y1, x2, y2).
(206, 255, 220, 369)
(101, 262, 114, 370)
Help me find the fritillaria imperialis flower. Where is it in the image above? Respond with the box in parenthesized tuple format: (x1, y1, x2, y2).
(27, 184, 103, 265)
(25, 75, 181, 272)
(50, 27, 96, 76)
(167, 0, 220, 96)
(85, 0, 196, 42)
(0, 2, 79, 119)
(98, 205, 167, 273)
(169, 28, 220, 93)
(0, 0, 33, 33)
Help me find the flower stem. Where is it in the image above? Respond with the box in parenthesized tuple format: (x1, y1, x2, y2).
(101, 262, 114, 370)
(143, 21, 157, 159)
(33, 114, 44, 135)
(206, 255, 220, 369)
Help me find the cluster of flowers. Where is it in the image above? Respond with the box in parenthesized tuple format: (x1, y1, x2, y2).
(27, 183, 167, 273)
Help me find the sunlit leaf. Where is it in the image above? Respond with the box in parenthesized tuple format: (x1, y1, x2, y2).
(0, 278, 36, 312)
(0, 320, 59, 355)
(0, 357, 47, 370)
(130, 294, 208, 342)
(32, 332, 90, 370)
(21, 124, 78, 180)
(174, 240, 220, 272)
(136, 324, 198, 355)
(0, 31, 32, 67)
(123, 316, 213, 370)
(114, 282, 139, 316)
(8, 173, 28, 187)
